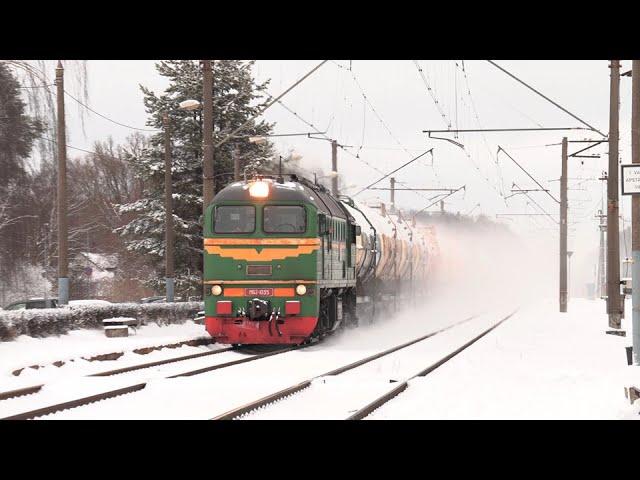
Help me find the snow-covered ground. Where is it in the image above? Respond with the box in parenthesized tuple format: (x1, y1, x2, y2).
(368, 298, 640, 420)
(1, 293, 638, 419)
(244, 310, 513, 420)
(0, 320, 213, 391)
(18, 300, 497, 420)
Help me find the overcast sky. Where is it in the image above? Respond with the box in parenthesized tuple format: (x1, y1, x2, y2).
(21, 59, 638, 291)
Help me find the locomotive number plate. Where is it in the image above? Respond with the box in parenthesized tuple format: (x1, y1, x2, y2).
(244, 288, 273, 297)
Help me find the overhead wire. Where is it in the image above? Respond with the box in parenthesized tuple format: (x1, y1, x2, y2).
(460, 61, 507, 197)
(413, 60, 507, 207)
(63, 89, 159, 132)
(273, 97, 438, 204)
(486, 60, 606, 137)
(347, 62, 440, 182)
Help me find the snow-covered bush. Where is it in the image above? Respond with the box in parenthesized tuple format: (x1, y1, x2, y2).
(0, 301, 204, 341)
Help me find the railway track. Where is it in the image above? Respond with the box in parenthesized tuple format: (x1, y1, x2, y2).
(213, 313, 483, 420)
(10, 337, 217, 376)
(347, 310, 517, 420)
(0, 346, 233, 402)
(0, 344, 306, 420)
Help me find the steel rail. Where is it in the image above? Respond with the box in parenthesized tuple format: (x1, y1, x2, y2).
(0, 385, 44, 401)
(88, 347, 234, 377)
(213, 314, 480, 420)
(1, 345, 304, 420)
(0, 347, 233, 402)
(346, 310, 518, 420)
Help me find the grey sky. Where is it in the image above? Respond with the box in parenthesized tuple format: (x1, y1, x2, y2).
(25, 59, 636, 288)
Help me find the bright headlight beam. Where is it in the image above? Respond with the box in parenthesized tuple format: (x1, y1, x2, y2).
(249, 181, 269, 198)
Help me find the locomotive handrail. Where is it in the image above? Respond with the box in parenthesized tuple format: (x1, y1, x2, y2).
(340, 199, 378, 281)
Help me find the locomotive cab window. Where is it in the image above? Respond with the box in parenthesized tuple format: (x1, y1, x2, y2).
(263, 206, 306, 233)
(214, 206, 255, 233)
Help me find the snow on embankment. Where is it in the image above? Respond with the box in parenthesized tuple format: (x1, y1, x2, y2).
(0, 302, 204, 341)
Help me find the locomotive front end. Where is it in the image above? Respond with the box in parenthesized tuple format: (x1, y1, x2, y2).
(203, 178, 320, 345)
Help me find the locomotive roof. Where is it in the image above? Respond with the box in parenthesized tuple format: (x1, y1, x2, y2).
(212, 178, 354, 221)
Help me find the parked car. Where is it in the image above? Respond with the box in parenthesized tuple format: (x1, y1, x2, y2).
(3, 298, 59, 311)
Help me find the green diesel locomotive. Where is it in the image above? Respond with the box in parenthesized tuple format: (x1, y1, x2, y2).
(203, 174, 438, 345)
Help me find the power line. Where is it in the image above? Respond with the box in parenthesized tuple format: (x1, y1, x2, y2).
(413, 60, 507, 205)
(346, 62, 439, 182)
(459, 61, 506, 197)
(273, 97, 439, 205)
(39, 135, 126, 163)
(413, 185, 466, 218)
(217, 60, 329, 149)
(497, 146, 560, 204)
(5, 61, 157, 133)
(353, 149, 433, 197)
(273, 98, 388, 176)
(512, 181, 558, 225)
(63, 89, 159, 132)
(486, 60, 606, 137)
(413, 60, 451, 129)
(349, 66, 415, 159)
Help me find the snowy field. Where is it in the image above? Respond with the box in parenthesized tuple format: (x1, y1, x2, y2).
(0, 320, 214, 391)
(0, 294, 638, 419)
(368, 297, 640, 420)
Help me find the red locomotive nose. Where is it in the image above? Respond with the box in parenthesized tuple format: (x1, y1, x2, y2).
(285, 301, 301, 315)
(205, 316, 318, 345)
(216, 301, 233, 315)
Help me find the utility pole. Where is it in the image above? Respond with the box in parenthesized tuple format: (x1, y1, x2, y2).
(163, 113, 175, 302)
(560, 137, 568, 312)
(43, 224, 49, 308)
(233, 146, 241, 182)
(202, 60, 214, 216)
(390, 177, 396, 213)
(597, 210, 607, 298)
(331, 139, 338, 196)
(631, 59, 640, 364)
(607, 60, 623, 328)
(55, 61, 69, 305)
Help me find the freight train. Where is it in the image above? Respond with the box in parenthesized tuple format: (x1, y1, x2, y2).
(202, 174, 440, 345)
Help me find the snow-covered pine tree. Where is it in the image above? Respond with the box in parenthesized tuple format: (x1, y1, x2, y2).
(0, 63, 44, 285)
(117, 60, 275, 297)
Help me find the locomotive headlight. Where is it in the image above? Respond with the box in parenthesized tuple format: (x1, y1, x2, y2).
(249, 181, 269, 198)
(295, 284, 307, 296)
(211, 285, 223, 296)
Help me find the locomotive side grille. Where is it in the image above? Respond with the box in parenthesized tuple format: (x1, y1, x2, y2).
(247, 265, 272, 276)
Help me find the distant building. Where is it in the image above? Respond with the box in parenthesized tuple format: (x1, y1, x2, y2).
(70, 252, 118, 299)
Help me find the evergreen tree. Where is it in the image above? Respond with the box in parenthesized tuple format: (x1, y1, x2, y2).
(117, 60, 275, 296)
(0, 63, 44, 185)
(0, 63, 44, 280)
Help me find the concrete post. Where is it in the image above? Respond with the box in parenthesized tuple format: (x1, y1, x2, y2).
(631, 60, 640, 364)
(163, 113, 175, 302)
(560, 137, 568, 312)
(607, 60, 623, 328)
(202, 60, 214, 214)
(55, 61, 69, 305)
